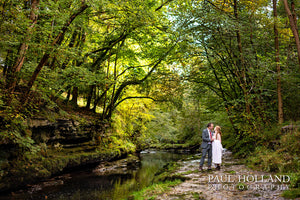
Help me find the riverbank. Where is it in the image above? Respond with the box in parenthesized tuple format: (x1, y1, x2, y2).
(2, 147, 298, 199)
(0, 150, 188, 199)
(130, 151, 293, 199)
(149, 143, 200, 153)
(0, 113, 136, 193)
(0, 146, 133, 194)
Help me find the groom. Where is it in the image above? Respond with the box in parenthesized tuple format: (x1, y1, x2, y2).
(199, 123, 214, 172)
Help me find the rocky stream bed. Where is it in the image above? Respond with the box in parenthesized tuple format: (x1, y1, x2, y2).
(155, 150, 290, 200)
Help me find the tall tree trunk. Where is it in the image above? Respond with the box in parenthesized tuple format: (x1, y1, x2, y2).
(274, 0, 284, 124)
(283, 0, 300, 68)
(233, 0, 251, 116)
(106, 44, 120, 120)
(102, 51, 111, 120)
(5, 0, 39, 94)
(92, 88, 106, 113)
(22, 3, 88, 104)
(66, 88, 71, 102)
(110, 47, 118, 117)
(86, 85, 95, 110)
(71, 87, 78, 107)
(291, 0, 298, 30)
(92, 87, 99, 112)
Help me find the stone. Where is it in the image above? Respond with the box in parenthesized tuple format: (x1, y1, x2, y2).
(154, 151, 288, 200)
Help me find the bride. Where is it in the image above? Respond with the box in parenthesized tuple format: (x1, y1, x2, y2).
(212, 126, 223, 170)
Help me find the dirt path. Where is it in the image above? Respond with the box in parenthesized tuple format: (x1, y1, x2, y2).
(156, 151, 289, 200)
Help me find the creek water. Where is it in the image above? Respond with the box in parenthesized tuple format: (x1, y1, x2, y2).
(1, 150, 190, 200)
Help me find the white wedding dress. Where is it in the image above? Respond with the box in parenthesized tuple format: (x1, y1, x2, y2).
(212, 133, 223, 164)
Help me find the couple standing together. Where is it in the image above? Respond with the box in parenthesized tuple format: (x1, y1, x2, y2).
(199, 123, 223, 172)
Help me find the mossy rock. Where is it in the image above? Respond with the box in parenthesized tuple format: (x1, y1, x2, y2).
(155, 162, 180, 176)
(154, 162, 190, 183)
(0, 147, 130, 192)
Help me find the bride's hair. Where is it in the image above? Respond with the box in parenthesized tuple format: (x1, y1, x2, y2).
(215, 126, 222, 135)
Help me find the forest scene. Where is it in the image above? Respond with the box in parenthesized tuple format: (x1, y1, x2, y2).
(0, 0, 300, 199)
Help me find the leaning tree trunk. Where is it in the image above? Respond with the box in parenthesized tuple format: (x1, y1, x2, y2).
(291, 0, 298, 27)
(5, 0, 39, 96)
(233, 0, 251, 120)
(102, 51, 111, 120)
(22, 3, 89, 104)
(274, 0, 284, 124)
(282, 0, 300, 69)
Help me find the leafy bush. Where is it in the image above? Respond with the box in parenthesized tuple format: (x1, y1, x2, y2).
(282, 188, 300, 199)
(247, 130, 300, 173)
(289, 173, 300, 189)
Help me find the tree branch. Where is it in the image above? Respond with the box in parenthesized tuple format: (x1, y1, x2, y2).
(155, 0, 174, 11)
(85, 32, 128, 56)
(105, 39, 179, 119)
(23, 3, 89, 104)
(117, 64, 151, 78)
(113, 96, 156, 110)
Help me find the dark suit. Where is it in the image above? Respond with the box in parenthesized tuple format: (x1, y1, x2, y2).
(200, 128, 214, 167)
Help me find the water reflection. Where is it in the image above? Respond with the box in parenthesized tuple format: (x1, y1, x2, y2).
(2, 151, 188, 200)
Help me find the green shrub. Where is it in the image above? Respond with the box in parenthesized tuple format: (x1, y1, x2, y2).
(247, 130, 300, 173)
(282, 188, 300, 199)
(289, 173, 300, 189)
